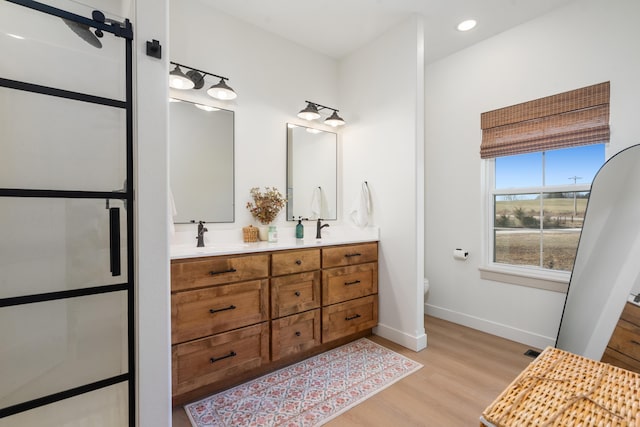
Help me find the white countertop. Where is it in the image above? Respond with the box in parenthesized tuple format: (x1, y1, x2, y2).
(170, 224, 379, 259)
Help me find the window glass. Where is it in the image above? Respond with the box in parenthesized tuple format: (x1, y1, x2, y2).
(491, 145, 603, 272)
(495, 152, 542, 189)
(545, 144, 605, 186)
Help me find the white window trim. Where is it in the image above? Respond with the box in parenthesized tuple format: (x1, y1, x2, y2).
(479, 158, 586, 293)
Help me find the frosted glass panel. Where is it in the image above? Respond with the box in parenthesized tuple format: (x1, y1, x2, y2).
(0, 291, 128, 409)
(0, 382, 128, 427)
(0, 87, 127, 192)
(0, 1, 126, 101)
(0, 198, 128, 299)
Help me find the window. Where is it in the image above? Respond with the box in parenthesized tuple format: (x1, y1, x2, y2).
(491, 144, 604, 272)
(480, 82, 610, 286)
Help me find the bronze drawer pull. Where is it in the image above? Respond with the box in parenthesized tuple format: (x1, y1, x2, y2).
(210, 351, 237, 363)
(344, 280, 361, 286)
(209, 305, 236, 314)
(345, 314, 361, 321)
(208, 268, 237, 276)
(294, 291, 301, 296)
(295, 260, 302, 265)
(295, 331, 301, 337)
(344, 253, 361, 258)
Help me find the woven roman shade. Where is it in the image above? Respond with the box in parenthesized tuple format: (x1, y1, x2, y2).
(480, 82, 610, 159)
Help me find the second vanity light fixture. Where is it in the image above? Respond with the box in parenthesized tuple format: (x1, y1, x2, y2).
(169, 61, 237, 100)
(297, 101, 345, 127)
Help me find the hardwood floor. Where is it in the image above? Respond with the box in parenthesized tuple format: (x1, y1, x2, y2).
(172, 315, 538, 426)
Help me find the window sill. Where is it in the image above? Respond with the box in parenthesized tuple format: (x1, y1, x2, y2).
(479, 265, 569, 293)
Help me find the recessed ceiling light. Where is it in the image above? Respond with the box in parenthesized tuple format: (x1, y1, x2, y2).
(457, 19, 477, 32)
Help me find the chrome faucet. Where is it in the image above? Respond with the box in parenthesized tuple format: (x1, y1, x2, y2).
(196, 221, 208, 247)
(316, 218, 329, 239)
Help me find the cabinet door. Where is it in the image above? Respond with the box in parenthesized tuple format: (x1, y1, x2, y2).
(323, 263, 378, 305)
(322, 243, 378, 268)
(172, 323, 270, 396)
(171, 254, 269, 291)
(172, 279, 269, 344)
(272, 309, 321, 361)
(271, 271, 321, 318)
(322, 295, 378, 343)
(271, 249, 320, 276)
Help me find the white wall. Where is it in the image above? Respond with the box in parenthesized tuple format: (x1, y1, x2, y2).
(340, 16, 426, 351)
(170, 3, 427, 352)
(170, 0, 338, 240)
(424, 0, 640, 349)
(135, 0, 171, 425)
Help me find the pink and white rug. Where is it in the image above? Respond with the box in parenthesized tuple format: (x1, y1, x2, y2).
(184, 338, 423, 427)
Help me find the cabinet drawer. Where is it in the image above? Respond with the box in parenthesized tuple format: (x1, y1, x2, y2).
(322, 243, 377, 268)
(171, 254, 269, 291)
(272, 309, 321, 361)
(322, 295, 378, 343)
(172, 323, 269, 396)
(621, 302, 640, 326)
(607, 319, 640, 361)
(271, 271, 321, 318)
(271, 249, 320, 276)
(172, 279, 268, 344)
(323, 263, 378, 305)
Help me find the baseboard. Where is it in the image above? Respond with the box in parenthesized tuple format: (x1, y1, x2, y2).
(425, 303, 555, 350)
(373, 323, 427, 352)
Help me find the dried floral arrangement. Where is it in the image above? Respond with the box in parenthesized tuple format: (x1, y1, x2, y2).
(246, 187, 286, 225)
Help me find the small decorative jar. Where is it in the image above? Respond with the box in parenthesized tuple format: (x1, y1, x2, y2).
(267, 225, 278, 243)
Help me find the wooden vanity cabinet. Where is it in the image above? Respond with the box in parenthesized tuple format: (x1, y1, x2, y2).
(601, 302, 640, 373)
(271, 249, 322, 361)
(321, 242, 379, 343)
(171, 253, 270, 400)
(171, 242, 378, 405)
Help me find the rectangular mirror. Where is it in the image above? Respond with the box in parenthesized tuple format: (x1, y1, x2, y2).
(286, 124, 337, 220)
(169, 99, 234, 223)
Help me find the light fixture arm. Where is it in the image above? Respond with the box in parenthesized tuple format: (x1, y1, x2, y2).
(305, 100, 340, 115)
(170, 61, 230, 82)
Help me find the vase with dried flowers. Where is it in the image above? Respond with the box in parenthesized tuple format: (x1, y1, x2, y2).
(246, 187, 286, 240)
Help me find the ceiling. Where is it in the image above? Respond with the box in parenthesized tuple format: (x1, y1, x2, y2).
(202, 0, 576, 62)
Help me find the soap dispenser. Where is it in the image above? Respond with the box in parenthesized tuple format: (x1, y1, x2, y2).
(296, 217, 304, 239)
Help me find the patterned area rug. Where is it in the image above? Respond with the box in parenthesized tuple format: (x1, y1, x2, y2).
(184, 338, 423, 427)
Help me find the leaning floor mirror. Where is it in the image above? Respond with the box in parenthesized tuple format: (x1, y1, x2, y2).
(556, 144, 640, 360)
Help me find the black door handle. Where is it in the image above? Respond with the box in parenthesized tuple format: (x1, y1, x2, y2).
(109, 207, 121, 276)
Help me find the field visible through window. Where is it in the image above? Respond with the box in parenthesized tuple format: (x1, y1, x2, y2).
(494, 196, 587, 271)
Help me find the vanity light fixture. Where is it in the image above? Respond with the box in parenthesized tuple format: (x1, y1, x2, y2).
(169, 64, 195, 90)
(169, 61, 238, 100)
(297, 101, 345, 126)
(207, 78, 237, 100)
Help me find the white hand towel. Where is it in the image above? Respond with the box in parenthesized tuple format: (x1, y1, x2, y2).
(350, 182, 371, 227)
(310, 187, 322, 218)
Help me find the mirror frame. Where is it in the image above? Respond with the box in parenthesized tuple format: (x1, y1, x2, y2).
(169, 97, 235, 223)
(286, 123, 337, 221)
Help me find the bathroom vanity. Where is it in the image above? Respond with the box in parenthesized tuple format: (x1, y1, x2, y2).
(170, 237, 378, 405)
